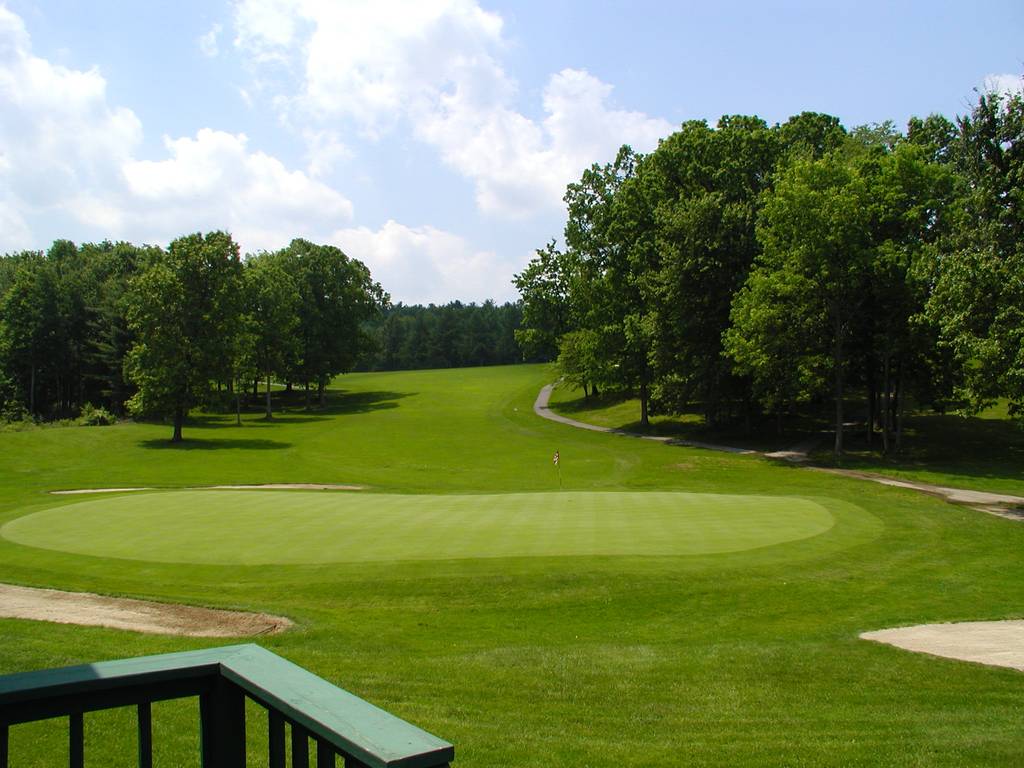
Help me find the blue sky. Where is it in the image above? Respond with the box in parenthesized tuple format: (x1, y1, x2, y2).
(2, 1, 1021, 304)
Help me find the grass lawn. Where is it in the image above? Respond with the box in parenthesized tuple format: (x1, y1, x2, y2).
(1, 364, 1023, 766)
(3, 490, 846, 563)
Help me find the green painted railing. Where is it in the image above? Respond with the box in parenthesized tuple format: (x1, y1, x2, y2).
(0, 644, 453, 768)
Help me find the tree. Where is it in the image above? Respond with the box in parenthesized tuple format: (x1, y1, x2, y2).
(927, 88, 1024, 423)
(642, 116, 779, 423)
(512, 241, 571, 362)
(245, 253, 300, 419)
(729, 151, 873, 457)
(563, 145, 656, 426)
(279, 239, 387, 406)
(0, 256, 59, 416)
(125, 232, 244, 442)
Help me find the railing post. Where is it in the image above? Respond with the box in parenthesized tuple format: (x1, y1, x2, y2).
(137, 702, 152, 768)
(69, 712, 83, 768)
(268, 710, 285, 768)
(315, 736, 335, 768)
(292, 722, 310, 768)
(199, 678, 246, 768)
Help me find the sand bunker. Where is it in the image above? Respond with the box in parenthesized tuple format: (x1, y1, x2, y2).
(51, 483, 362, 495)
(861, 620, 1024, 672)
(0, 583, 291, 637)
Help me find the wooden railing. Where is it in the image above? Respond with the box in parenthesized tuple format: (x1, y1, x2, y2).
(0, 644, 454, 767)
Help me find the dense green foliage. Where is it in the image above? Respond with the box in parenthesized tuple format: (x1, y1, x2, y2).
(0, 235, 385, 439)
(518, 91, 1024, 453)
(0, 365, 1022, 766)
(357, 300, 523, 371)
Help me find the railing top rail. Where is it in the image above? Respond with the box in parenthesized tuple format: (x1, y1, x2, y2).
(0, 644, 454, 768)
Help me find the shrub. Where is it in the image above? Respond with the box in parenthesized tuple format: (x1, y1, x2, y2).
(78, 403, 117, 426)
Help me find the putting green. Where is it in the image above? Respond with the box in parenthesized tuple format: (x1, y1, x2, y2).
(2, 490, 837, 565)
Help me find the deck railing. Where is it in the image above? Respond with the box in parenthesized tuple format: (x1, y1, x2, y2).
(0, 643, 454, 768)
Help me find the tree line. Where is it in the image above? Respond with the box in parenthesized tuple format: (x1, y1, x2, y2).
(356, 301, 524, 371)
(515, 89, 1024, 456)
(0, 234, 385, 440)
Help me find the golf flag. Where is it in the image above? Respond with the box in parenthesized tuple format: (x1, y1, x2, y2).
(553, 450, 560, 466)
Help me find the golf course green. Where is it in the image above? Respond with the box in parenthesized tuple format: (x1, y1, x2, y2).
(0, 364, 1022, 766)
(2, 490, 839, 564)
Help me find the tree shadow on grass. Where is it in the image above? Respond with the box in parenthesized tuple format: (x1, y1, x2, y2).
(138, 437, 291, 451)
(261, 389, 414, 417)
(181, 390, 413, 429)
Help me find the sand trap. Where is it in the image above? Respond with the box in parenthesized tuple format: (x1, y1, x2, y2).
(0, 583, 292, 637)
(205, 483, 363, 491)
(861, 620, 1024, 672)
(51, 487, 152, 495)
(51, 483, 362, 495)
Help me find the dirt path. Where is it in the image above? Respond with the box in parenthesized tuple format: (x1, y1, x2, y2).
(862, 621, 1024, 672)
(0, 583, 292, 637)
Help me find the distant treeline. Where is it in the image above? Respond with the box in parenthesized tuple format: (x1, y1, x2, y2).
(357, 301, 524, 371)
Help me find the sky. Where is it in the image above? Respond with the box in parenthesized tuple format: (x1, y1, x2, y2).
(1, 1, 1022, 304)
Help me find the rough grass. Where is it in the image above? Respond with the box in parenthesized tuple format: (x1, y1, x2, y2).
(1, 364, 1023, 767)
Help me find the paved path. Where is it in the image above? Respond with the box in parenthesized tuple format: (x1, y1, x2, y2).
(533, 385, 757, 454)
(534, 384, 1024, 518)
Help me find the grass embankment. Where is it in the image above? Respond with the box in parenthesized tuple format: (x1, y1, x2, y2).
(548, 384, 1024, 496)
(1, 365, 1023, 766)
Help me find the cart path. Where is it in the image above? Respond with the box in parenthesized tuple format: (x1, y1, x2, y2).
(533, 384, 758, 455)
(0, 583, 292, 636)
(534, 384, 1024, 519)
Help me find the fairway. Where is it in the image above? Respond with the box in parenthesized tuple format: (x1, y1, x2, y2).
(2, 490, 836, 564)
(2, 365, 1023, 768)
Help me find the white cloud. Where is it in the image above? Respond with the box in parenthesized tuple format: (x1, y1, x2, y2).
(0, 5, 142, 224)
(234, 0, 508, 132)
(0, 6, 354, 259)
(199, 23, 222, 58)
(122, 129, 354, 251)
(331, 219, 513, 304)
(418, 68, 672, 217)
(231, 0, 671, 217)
(982, 73, 1024, 98)
(302, 128, 351, 177)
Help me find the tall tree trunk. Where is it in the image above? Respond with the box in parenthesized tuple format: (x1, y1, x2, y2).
(882, 354, 891, 454)
(235, 388, 242, 426)
(318, 376, 326, 406)
(866, 373, 875, 449)
(304, 381, 311, 409)
(265, 371, 273, 419)
(172, 405, 184, 443)
(639, 381, 649, 429)
(833, 320, 844, 460)
(895, 359, 904, 452)
(29, 364, 35, 415)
